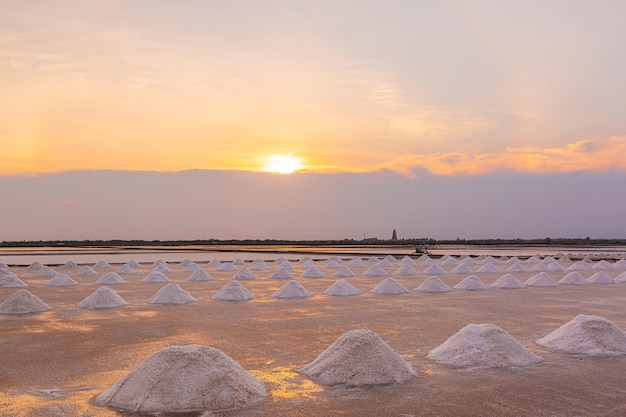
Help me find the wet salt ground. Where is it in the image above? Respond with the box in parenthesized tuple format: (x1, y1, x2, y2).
(3, 259, 626, 416)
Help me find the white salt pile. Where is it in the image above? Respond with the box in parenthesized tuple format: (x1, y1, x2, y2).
(536, 314, 626, 356)
(153, 263, 173, 273)
(593, 260, 615, 270)
(384, 255, 396, 263)
(299, 256, 313, 264)
(217, 262, 237, 272)
(233, 268, 258, 280)
(0, 273, 28, 288)
(76, 265, 98, 276)
(269, 267, 293, 280)
(207, 259, 221, 266)
(61, 261, 78, 269)
(78, 286, 130, 309)
(547, 262, 566, 272)
(325, 260, 342, 269)
(506, 263, 530, 273)
(363, 265, 388, 277)
(96, 272, 128, 285)
(393, 264, 418, 276)
(211, 281, 255, 301)
(35, 266, 58, 277)
(490, 274, 525, 289)
(559, 272, 590, 285)
(568, 261, 593, 271)
(400, 256, 416, 266)
(450, 264, 473, 274)
(233, 258, 246, 265)
(371, 278, 409, 295)
(301, 265, 325, 278)
(94, 261, 112, 268)
(183, 263, 199, 272)
(453, 275, 489, 291)
(271, 280, 312, 298)
(525, 256, 541, 264)
(141, 271, 170, 283)
(299, 329, 415, 386)
(415, 276, 452, 293)
(301, 259, 316, 270)
(148, 283, 197, 305)
(278, 260, 294, 270)
(615, 271, 626, 283)
(127, 260, 142, 268)
(524, 272, 558, 287)
(377, 259, 394, 268)
(588, 271, 615, 284)
(460, 257, 477, 266)
(422, 264, 447, 275)
(333, 266, 355, 278)
(95, 344, 267, 413)
(45, 274, 78, 286)
(324, 279, 360, 296)
(250, 261, 270, 271)
(348, 258, 366, 268)
(0, 289, 51, 314)
(440, 257, 459, 266)
(180, 258, 193, 267)
(367, 256, 381, 263)
(116, 264, 135, 274)
(615, 259, 626, 269)
(186, 268, 214, 281)
(477, 263, 501, 273)
(27, 261, 43, 270)
(530, 263, 550, 272)
(427, 323, 542, 367)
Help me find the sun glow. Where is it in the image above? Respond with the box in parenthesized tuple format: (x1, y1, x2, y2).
(262, 154, 303, 174)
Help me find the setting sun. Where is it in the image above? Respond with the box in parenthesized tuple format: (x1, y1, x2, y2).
(262, 154, 303, 174)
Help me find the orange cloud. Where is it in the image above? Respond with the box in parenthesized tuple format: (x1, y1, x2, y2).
(378, 136, 626, 176)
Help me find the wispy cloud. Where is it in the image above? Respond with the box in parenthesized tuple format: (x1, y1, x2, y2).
(378, 136, 626, 176)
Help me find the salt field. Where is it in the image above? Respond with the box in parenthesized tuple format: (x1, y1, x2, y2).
(3, 247, 626, 416)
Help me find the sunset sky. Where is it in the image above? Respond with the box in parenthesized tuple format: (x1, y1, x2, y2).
(1, 1, 626, 241)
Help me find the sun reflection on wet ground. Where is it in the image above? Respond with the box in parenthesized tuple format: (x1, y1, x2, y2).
(252, 366, 324, 401)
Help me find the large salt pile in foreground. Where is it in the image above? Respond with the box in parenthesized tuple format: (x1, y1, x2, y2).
(271, 280, 312, 298)
(78, 286, 130, 309)
(371, 278, 408, 295)
(415, 276, 452, 293)
(0, 289, 51, 314)
(95, 344, 267, 413)
(324, 279, 360, 296)
(299, 329, 416, 386)
(211, 281, 255, 301)
(536, 314, 626, 356)
(148, 283, 197, 305)
(427, 324, 542, 367)
(0, 273, 28, 288)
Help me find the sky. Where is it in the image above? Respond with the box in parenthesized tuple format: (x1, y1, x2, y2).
(1, 1, 626, 241)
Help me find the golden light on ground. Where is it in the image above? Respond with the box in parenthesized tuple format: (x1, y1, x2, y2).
(262, 154, 303, 174)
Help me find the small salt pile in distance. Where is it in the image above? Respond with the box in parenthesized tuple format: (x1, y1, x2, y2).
(301, 265, 325, 278)
(269, 267, 293, 280)
(186, 268, 214, 281)
(217, 262, 236, 271)
(76, 265, 98, 276)
(394, 264, 418, 276)
(371, 278, 409, 295)
(422, 264, 447, 275)
(490, 274, 525, 289)
(348, 258, 366, 268)
(141, 271, 170, 283)
(324, 279, 360, 296)
(78, 286, 130, 309)
(477, 262, 501, 273)
(271, 280, 311, 299)
(536, 314, 626, 356)
(363, 265, 388, 277)
(35, 266, 58, 277)
(333, 266, 354, 277)
(299, 329, 416, 386)
(94, 261, 112, 269)
(96, 272, 128, 285)
(427, 323, 542, 367)
(453, 275, 488, 291)
(0, 289, 51, 314)
(450, 264, 473, 274)
(525, 272, 558, 287)
(95, 344, 267, 413)
(148, 283, 197, 305)
(233, 268, 258, 280)
(211, 281, 255, 301)
(116, 264, 135, 274)
(415, 276, 452, 293)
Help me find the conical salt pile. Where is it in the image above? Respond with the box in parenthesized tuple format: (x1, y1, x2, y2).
(207, 259, 221, 266)
(298, 329, 416, 386)
(525, 272, 558, 287)
(325, 260, 342, 269)
(127, 260, 142, 268)
(506, 263, 530, 273)
(363, 265, 388, 277)
(0, 273, 28, 288)
(394, 264, 418, 276)
(333, 266, 354, 278)
(217, 262, 237, 272)
(568, 261, 593, 271)
(233, 268, 258, 280)
(450, 264, 473, 274)
(27, 261, 43, 270)
(141, 271, 170, 283)
(45, 274, 78, 286)
(559, 272, 590, 285)
(269, 267, 293, 280)
(62, 261, 78, 269)
(415, 276, 452, 293)
(250, 261, 270, 271)
(324, 279, 360, 296)
(301, 265, 325, 278)
(95, 344, 267, 413)
(440, 257, 459, 266)
(477, 263, 501, 273)
(78, 286, 130, 309)
(377, 259, 393, 268)
(422, 264, 447, 275)
(96, 272, 128, 285)
(211, 281, 255, 301)
(348, 258, 366, 268)
(0, 289, 51, 314)
(536, 314, 626, 356)
(233, 258, 246, 265)
(588, 271, 615, 284)
(148, 283, 197, 305)
(186, 268, 214, 281)
(94, 261, 112, 269)
(530, 263, 550, 272)
(76, 265, 98, 276)
(153, 263, 173, 273)
(547, 262, 565, 272)
(271, 280, 312, 298)
(593, 260, 614, 270)
(453, 275, 488, 291)
(278, 260, 294, 270)
(490, 274, 525, 289)
(371, 278, 408, 294)
(116, 264, 135, 274)
(35, 266, 58, 277)
(427, 323, 542, 367)
(615, 271, 626, 283)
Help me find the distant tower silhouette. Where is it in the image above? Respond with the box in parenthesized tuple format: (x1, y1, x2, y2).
(391, 229, 398, 241)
